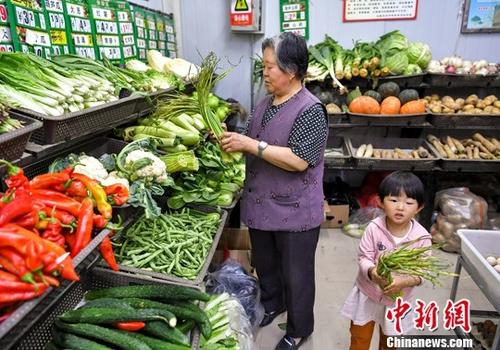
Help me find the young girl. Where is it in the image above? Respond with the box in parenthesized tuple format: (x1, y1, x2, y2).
(341, 171, 432, 350)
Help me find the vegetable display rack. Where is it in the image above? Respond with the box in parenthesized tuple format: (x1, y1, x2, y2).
(64, 0, 97, 59)
(0, 0, 15, 52)
(87, 0, 123, 64)
(44, 0, 70, 55)
(111, 0, 135, 60)
(5, 0, 53, 58)
(130, 3, 146, 61)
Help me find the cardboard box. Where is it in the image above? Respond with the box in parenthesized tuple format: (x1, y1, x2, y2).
(217, 228, 251, 250)
(212, 249, 253, 274)
(322, 201, 350, 228)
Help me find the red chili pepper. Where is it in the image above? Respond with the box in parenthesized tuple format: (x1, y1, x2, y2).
(114, 322, 145, 331)
(41, 218, 66, 248)
(13, 210, 39, 229)
(31, 190, 81, 217)
(0, 248, 36, 284)
(100, 236, 119, 271)
(71, 198, 94, 257)
(0, 228, 33, 255)
(104, 184, 129, 206)
(63, 231, 76, 253)
(0, 270, 19, 282)
(34, 273, 60, 287)
(0, 194, 34, 226)
(93, 214, 108, 229)
(71, 174, 112, 220)
(29, 173, 70, 190)
(0, 280, 47, 293)
(66, 180, 88, 198)
(0, 160, 29, 190)
(40, 207, 76, 226)
(0, 286, 48, 303)
(25, 240, 45, 272)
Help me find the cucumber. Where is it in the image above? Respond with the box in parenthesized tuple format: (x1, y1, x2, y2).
(143, 321, 190, 346)
(123, 298, 208, 324)
(174, 302, 212, 338)
(118, 331, 191, 350)
(45, 342, 60, 350)
(54, 321, 152, 350)
(86, 285, 210, 302)
(60, 307, 177, 327)
(176, 320, 195, 334)
(52, 330, 112, 350)
(83, 298, 135, 310)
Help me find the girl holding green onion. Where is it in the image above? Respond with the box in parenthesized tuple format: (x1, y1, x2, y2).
(341, 171, 432, 349)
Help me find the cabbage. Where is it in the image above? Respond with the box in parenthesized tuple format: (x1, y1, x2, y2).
(404, 64, 422, 75)
(407, 42, 432, 69)
(376, 30, 408, 56)
(386, 52, 409, 75)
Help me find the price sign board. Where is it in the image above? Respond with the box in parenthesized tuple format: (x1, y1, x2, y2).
(66, 0, 97, 59)
(343, 0, 418, 22)
(280, 0, 309, 39)
(0, 0, 14, 51)
(45, 0, 69, 55)
(111, 0, 136, 59)
(88, 0, 123, 63)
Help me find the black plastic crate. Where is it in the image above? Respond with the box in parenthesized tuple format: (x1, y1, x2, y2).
(324, 136, 351, 167)
(347, 136, 439, 171)
(377, 73, 425, 88)
(424, 73, 497, 88)
(428, 113, 500, 129)
(15, 96, 140, 144)
(0, 112, 42, 161)
(348, 112, 427, 126)
(9, 267, 201, 350)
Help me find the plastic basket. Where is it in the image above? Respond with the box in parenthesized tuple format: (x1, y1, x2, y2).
(0, 112, 42, 161)
(14, 96, 140, 145)
(9, 266, 201, 350)
(348, 112, 427, 126)
(111, 206, 228, 287)
(324, 136, 351, 167)
(377, 73, 425, 88)
(424, 73, 497, 88)
(428, 113, 500, 129)
(347, 136, 439, 171)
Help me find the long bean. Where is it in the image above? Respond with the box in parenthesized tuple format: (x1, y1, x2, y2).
(116, 208, 221, 279)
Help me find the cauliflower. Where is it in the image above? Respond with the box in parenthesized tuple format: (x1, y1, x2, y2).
(125, 150, 167, 183)
(74, 155, 108, 182)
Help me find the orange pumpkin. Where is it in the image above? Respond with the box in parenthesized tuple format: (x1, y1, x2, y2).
(400, 100, 426, 114)
(380, 96, 401, 115)
(348, 96, 381, 114)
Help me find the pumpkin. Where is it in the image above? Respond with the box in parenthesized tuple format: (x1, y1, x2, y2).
(399, 89, 419, 105)
(364, 90, 382, 103)
(380, 96, 401, 115)
(400, 100, 426, 114)
(349, 96, 381, 114)
(377, 82, 400, 99)
(347, 87, 362, 106)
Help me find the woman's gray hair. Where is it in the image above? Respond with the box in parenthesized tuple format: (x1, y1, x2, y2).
(262, 32, 308, 81)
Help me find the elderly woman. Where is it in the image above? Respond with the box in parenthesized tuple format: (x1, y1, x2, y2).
(220, 32, 328, 350)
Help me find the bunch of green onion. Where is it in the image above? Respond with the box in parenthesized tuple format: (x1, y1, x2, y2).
(377, 238, 456, 300)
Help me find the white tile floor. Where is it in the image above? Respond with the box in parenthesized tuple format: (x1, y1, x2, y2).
(253, 228, 495, 350)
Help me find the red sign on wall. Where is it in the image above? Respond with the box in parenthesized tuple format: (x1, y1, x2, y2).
(230, 0, 253, 26)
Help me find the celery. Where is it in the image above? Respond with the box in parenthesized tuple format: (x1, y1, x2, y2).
(161, 151, 199, 173)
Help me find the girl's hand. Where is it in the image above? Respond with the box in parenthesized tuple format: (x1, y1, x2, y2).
(220, 131, 254, 153)
(383, 274, 420, 296)
(369, 266, 388, 289)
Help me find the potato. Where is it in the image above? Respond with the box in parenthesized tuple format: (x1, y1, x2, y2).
(465, 94, 479, 105)
(431, 105, 443, 113)
(455, 98, 465, 109)
(442, 107, 454, 114)
(484, 105, 495, 114)
(494, 100, 500, 108)
(441, 95, 454, 103)
(491, 107, 500, 115)
(424, 96, 432, 102)
(483, 95, 498, 105)
(476, 100, 486, 109)
(431, 94, 440, 101)
(463, 104, 475, 111)
(420, 99, 429, 107)
(472, 108, 484, 114)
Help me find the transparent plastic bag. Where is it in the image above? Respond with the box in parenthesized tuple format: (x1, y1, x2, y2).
(430, 187, 488, 252)
(206, 259, 264, 330)
(343, 207, 384, 238)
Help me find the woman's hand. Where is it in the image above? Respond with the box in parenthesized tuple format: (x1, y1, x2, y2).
(369, 266, 388, 289)
(220, 131, 255, 153)
(208, 123, 227, 142)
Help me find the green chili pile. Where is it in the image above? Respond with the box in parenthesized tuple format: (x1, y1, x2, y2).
(117, 208, 221, 279)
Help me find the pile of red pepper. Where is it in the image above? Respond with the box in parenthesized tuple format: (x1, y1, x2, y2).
(0, 161, 129, 320)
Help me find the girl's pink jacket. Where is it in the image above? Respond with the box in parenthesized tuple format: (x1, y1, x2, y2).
(356, 216, 432, 306)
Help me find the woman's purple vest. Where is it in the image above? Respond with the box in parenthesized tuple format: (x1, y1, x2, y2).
(240, 87, 326, 232)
